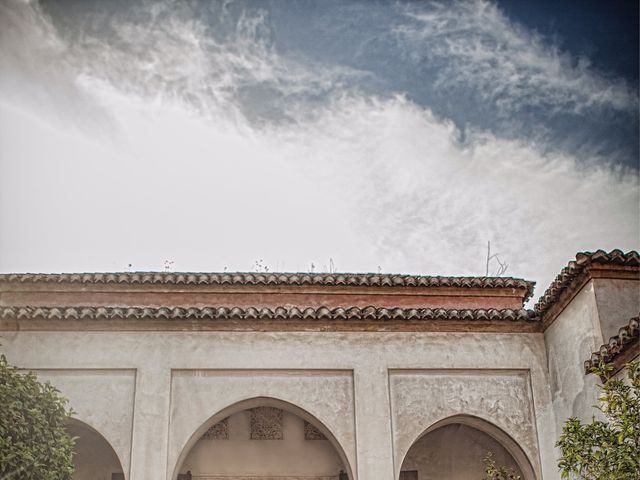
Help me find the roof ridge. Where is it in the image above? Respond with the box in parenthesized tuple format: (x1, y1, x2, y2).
(534, 249, 639, 317)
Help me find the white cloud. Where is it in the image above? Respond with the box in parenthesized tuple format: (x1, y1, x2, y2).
(395, 0, 637, 115)
(0, 0, 637, 302)
(0, 0, 112, 132)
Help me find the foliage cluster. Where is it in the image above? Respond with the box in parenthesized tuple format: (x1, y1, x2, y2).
(557, 361, 640, 480)
(0, 354, 75, 480)
(483, 451, 521, 480)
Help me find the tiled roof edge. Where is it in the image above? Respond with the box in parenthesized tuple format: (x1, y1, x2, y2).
(534, 249, 639, 317)
(584, 314, 640, 374)
(0, 306, 539, 322)
(0, 272, 535, 300)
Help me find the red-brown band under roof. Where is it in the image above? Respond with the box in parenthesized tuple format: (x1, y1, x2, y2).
(0, 272, 535, 302)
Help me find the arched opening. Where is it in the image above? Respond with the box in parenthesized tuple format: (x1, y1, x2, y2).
(66, 418, 126, 480)
(173, 397, 353, 480)
(398, 415, 535, 480)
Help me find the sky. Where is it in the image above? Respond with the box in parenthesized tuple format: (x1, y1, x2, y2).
(0, 0, 638, 302)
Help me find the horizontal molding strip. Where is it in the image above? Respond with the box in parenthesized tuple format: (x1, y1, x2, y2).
(0, 305, 539, 322)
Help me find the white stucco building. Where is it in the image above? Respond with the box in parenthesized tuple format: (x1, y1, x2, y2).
(0, 249, 638, 480)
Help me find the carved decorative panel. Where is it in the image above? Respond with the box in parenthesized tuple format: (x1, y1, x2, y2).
(203, 418, 229, 440)
(304, 421, 326, 440)
(250, 407, 283, 440)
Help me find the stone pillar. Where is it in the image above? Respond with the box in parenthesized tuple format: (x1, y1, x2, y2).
(353, 365, 395, 480)
(129, 366, 172, 480)
(529, 362, 560, 480)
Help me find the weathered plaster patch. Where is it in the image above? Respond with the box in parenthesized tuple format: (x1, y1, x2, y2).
(389, 369, 539, 478)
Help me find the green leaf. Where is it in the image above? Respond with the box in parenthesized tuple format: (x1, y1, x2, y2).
(0, 354, 75, 480)
(556, 361, 640, 480)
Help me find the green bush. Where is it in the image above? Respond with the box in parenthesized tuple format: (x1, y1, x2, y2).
(0, 353, 75, 480)
(483, 451, 521, 479)
(557, 361, 640, 479)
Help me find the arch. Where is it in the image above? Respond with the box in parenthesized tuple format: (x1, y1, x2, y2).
(398, 414, 536, 480)
(172, 396, 355, 480)
(66, 417, 127, 480)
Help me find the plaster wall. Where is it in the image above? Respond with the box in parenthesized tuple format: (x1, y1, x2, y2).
(30, 368, 135, 477)
(1, 329, 555, 480)
(543, 281, 603, 441)
(390, 370, 539, 479)
(67, 421, 124, 480)
(169, 369, 355, 479)
(181, 410, 344, 477)
(400, 423, 522, 480)
(592, 278, 640, 340)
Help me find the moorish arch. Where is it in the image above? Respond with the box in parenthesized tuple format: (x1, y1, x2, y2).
(398, 415, 535, 480)
(65, 417, 126, 480)
(172, 396, 354, 480)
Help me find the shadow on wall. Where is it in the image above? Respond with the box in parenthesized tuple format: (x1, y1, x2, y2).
(399, 415, 535, 480)
(174, 397, 352, 480)
(571, 337, 604, 422)
(66, 418, 125, 480)
(400, 423, 522, 480)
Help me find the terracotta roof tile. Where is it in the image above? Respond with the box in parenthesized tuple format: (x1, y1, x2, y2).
(0, 272, 535, 300)
(534, 249, 639, 318)
(0, 272, 533, 289)
(584, 314, 640, 373)
(0, 305, 539, 322)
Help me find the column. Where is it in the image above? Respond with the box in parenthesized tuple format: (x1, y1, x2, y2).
(129, 366, 172, 480)
(353, 364, 396, 480)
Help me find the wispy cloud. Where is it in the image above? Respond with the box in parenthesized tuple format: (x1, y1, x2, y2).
(59, 1, 369, 126)
(395, 0, 637, 116)
(0, 0, 111, 131)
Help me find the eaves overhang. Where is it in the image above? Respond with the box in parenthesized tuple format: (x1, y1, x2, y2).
(534, 249, 639, 329)
(0, 305, 540, 333)
(584, 313, 640, 375)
